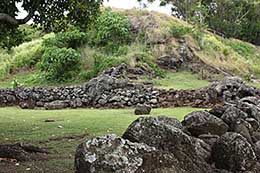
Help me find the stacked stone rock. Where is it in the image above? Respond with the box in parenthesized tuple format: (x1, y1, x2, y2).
(0, 64, 259, 110)
(75, 96, 260, 173)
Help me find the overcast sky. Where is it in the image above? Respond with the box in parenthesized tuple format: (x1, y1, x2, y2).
(17, 0, 172, 20)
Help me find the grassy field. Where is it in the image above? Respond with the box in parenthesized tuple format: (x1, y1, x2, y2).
(151, 71, 210, 90)
(0, 107, 203, 173)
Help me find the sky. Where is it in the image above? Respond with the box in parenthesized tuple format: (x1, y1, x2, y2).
(17, 0, 172, 21)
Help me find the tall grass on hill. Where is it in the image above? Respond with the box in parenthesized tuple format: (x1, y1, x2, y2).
(0, 34, 53, 80)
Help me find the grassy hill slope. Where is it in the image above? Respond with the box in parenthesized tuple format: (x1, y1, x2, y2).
(0, 8, 259, 89)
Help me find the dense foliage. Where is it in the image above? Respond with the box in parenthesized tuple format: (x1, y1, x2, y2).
(43, 29, 88, 49)
(91, 9, 131, 49)
(39, 47, 81, 81)
(0, 0, 102, 49)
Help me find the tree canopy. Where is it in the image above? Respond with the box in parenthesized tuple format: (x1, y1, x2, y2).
(0, 0, 103, 49)
(142, 0, 260, 45)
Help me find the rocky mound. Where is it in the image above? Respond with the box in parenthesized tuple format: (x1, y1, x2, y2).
(75, 96, 260, 173)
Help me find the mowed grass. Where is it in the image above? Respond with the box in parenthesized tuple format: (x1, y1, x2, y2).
(152, 71, 210, 90)
(0, 107, 203, 173)
(0, 107, 202, 143)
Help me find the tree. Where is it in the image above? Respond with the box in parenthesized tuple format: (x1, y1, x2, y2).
(0, 0, 103, 49)
(142, 0, 260, 45)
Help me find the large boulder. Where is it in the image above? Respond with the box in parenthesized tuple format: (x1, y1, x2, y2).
(122, 116, 211, 173)
(214, 77, 244, 95)
(75, 134, 212, 173)
(182, 111, 229, 137)
(220, 106, 248, 128)
(237, 101, 260, 122)
(212, 76, 258, 102)
(122, 116, 184, 143)
(134, 104, 151, 115)
(209, 104, 229, 118)
(212, 132, 256, 171)
(157, 55, 183, 70)
(74, 134, 155, 173)
(84, 74, 128, 101)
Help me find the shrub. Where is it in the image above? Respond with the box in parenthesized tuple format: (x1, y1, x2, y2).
(39, 47, 81, 81)
(92, 9, 131, 47)
(170, 24, 192, 38)
(19, 25, 43, 42)
(224, 40, 256, 59)
(134, 52, 165, 78)
(83, 54, 125, 80)
(43, 29, 87, 49)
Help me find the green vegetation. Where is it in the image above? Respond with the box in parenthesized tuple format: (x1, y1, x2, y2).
(170, 24, 192, 38)
(151, 71, 209, 90)
(0, 107, 202, 172)
(145, 0, 260, 44)
(91, 9, 131, 49)
(0, 107, 201, 142)
(0, 37, 46, 80)
(43, 29, 88, 49)
(0, 0, 102, 49)
(0, 8, 260, 87)
(39, 47, 82, 81)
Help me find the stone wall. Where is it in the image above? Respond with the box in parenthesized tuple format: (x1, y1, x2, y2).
(0, 65, 259, 110)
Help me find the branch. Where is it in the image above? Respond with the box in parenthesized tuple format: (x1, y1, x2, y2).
(0, 13, 19, 25)
(0, 9, 35, 25)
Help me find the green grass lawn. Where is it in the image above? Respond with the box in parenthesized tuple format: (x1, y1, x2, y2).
(0, 107, 203, 173)
(151, 71, 210, 90)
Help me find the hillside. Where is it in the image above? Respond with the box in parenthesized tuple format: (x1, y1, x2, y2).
(0, 8, 260, 89)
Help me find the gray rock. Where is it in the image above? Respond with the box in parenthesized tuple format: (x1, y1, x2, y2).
(198, 134, 219, 147)
(150, 98, 158, 104)
(209, 104, 229, 118)
(246, 118, 259, 131)
(134, 104, 151, 115)
(221, 106, 248, 128)
(6, 95, 16, 103)
(70, 98, 83, 108)
(252, 131, 260, 143)
(75, 134, 155, 173)
(98, 99, 107, 105)
(84, 74, 128, 100)
(233, 119, 253, 143)
(182, 111, 229, 137)
(240, 96, 260, 105)
(254, 141, 260, 161)
(237, 101, 260, 122)
(122, 116, 211, 173)
(212, 132, 256, 171)
(157, 55, 183, 70)
(214, 77, 244, 95)
(44, 100, 68, 110)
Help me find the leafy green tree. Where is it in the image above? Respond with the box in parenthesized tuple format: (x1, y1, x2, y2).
(0, 0, 103, 49)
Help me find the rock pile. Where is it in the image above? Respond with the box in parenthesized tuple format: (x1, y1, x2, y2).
(75, 96, 260, 173)
(0, 64, 259, 110)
